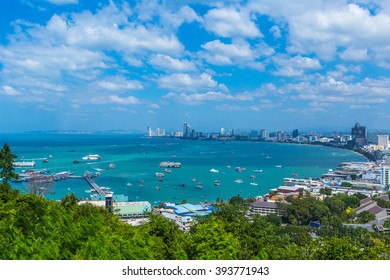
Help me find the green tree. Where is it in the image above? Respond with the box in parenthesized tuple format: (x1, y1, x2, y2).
(356, 211, 375, 224)
(0, 143, 18, 190)
(319, 187, 332, 196)
(383, 219, 390, 229)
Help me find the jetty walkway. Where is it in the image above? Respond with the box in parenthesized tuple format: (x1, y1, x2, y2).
(84, 176, 106, 196)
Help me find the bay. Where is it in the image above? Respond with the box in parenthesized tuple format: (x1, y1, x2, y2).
(1, 133, 366, 205)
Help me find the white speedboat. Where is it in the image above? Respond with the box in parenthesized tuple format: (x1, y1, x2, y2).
(210, 168, 219, 173)
(234, 179, 243, 184)
(82, 154, 101, 160)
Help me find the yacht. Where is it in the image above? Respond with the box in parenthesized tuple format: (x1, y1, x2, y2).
(234, 179, 244, 184)
(210, 168, 219, 173)
(253, 169, 263, 173)
(82, 154, 101, 160)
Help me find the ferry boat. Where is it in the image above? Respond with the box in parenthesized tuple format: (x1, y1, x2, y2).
(13, 161, 35, 167)
(82, 154, 101, 160)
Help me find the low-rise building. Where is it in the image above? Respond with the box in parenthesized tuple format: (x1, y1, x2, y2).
(250, 201, 282, 216)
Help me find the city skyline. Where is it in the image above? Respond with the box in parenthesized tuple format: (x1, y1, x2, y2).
(2, 1, 390, 133)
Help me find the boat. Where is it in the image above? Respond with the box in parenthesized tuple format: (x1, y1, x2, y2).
(214, 180, 221, 186)
(109, 163, 116, 169)
(42, 158, 48, 163)
(250, 182, 258, 186)
(159, 161, 182, 168)
(274, 165, 282, 168)
(190, 178, 196, 182)
(235, 167, 246, 172)
(164, 168, 172, 173)
(82, 154, 101, 160)
(210, 168, 219, 173)
(13, 161, 35, 167)
(249, 175, 256, 178)
(73, 160, 80, 164)
(138, 179, 144, 183)
(234, 179, 243, 184)
(226, 165, 231, 169)
(126, 183, 133, 187)
(155, 172, 165, 177)
(195, 185, 203, 189)
(158, 178, 164, 182)
(291, 173, 298, 177)
(253, 169, 263, 173)
(155, 186, 160, 190)
(179, 183, 186, 187)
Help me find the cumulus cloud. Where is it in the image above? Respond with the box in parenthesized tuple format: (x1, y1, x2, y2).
(149, 54, 197, 72)
(203, 7, 262, 38)
(271, 55, 321, 77)
(97, 77, 143, 91)
(163, 91, 244, 105)
(158, 73, 228, 92)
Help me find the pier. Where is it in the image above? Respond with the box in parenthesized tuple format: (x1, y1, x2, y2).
(84, 175, 106, 196)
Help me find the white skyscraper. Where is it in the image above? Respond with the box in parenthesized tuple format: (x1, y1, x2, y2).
(378, 135, 389, 149)
(381, 166, 390, 186)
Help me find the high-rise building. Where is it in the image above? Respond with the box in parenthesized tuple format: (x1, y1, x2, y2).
(183, 122, 192, 138)
(292, 129, 299, 138)
(220, 128, 225, 136)
(378, 135, 389, 150)
(260, 129, 269, 140)
(351, 123, 367, 146)
(147, 126, 154, 137)
(381, 166, 390, 186)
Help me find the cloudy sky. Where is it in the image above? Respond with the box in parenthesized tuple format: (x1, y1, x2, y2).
(1, 0, 390, 133)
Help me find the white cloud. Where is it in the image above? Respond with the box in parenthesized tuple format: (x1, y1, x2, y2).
(269, 25, 282, 38)
(203, 7, 262, 38)
(158, 73, 228, 92)
(97, 77, 143, 91)
(149, 104, 160, 109)
(200, 39, 272, 70)
(271, 55, 321, 77)
(91, 95, 142, 105)
(1, 85, 21, 96)
(149, 54, 197, 72)
(164, 91, 238, 105)
(339, 48, 369, 61)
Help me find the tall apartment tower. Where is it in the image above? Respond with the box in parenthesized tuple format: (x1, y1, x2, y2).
(351, 123, 367, 146)
(292, 129, 299, 138)
(378, 135, 389, 150)
(381, 166, 389, 187)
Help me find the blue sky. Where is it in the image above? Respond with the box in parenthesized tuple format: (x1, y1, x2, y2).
(1, 0, 390, 133)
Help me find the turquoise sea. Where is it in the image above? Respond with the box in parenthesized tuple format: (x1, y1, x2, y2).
(1, 134, 366, 205)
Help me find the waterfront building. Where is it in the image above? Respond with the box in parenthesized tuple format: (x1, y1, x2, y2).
(147, 126, 153, 137)
(220, 128, 225, 136)
(351, 123, 367, 146)
(292, 129, 299, 138)
(378, 135, 389, 150)
(183, 122, 192, 138)
(260, 129, 269, 140)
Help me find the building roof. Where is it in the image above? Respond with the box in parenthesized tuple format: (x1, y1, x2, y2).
(360, 197, 372, 206)
(368, 205, 386, 216)
(277, 186, 303, 192)
(164, 203, 213, 217)
(355, 201, 376, 213)
(251, 201, 279, 209)
(116, 201, 151, 215)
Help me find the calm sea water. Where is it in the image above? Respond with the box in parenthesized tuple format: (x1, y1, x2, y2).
(1, 133, 365, 205)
